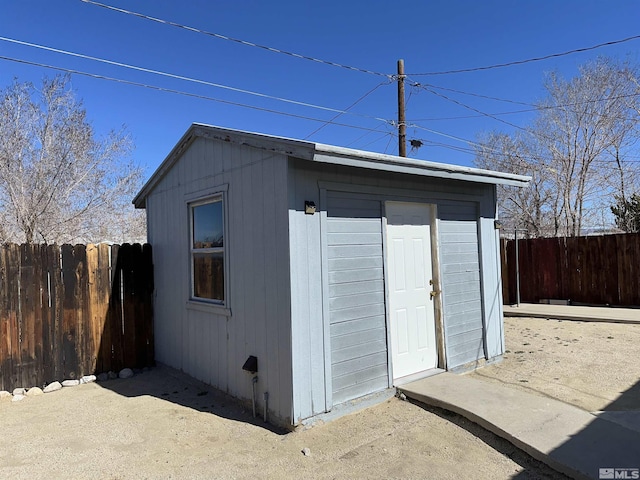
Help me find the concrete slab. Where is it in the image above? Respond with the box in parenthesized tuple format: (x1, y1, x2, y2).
(593, 411, 640, 435)
(399, 372, 640, 480)
(503, 303, 640, 324)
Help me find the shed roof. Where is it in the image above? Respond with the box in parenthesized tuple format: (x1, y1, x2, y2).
(133, 123, 530, 208)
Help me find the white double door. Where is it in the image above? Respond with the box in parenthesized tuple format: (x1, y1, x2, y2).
(386, 202, 438, 380)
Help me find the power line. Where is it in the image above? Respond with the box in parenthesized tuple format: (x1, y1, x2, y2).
(80, 0, 390, 78)
(417, 85, 530, 133)
(414, 135, 640, 168)
(361, 132, 396, 150)
(0, 55, 391, 135)
(345, 123, 396, 147)
(408, 123, 490, 150)
(303, 80, 391, 140)
(409, 85, 640, 123)
(409, 81, 534, 106)
(0, 36, 391, 124)
(408, 33, 640, 76)
(408, 109, 536, 122)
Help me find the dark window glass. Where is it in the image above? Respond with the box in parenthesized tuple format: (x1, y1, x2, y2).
(192, 201, 223, 249)
(193, 252, 224, 301)
(191, 197, 225, 303)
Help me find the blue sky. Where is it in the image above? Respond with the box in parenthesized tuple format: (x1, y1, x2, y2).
(1, 0, 639, 181)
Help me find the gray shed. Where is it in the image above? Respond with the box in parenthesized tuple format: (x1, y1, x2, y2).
(133, 124, 529, 428)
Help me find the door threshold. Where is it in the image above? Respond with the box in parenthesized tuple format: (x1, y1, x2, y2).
(393, 368, 445, 386)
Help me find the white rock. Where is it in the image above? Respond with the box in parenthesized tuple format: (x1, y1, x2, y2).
(0, 391, 12, 400)
(12, 387, 26, 396)
(80, 375, 97, 384)
(62, 379, 80, 387)
(12, 394, 25, 402)
(119, 368, 134, 379)
(43, 382, 62, 393)
(26, 387, 44, 397)
(302, 447, 311, 457)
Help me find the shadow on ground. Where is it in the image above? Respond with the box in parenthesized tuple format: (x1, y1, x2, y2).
(604, 381, 640, 412)
(535, 379, 640, 479)
(96, 364, 288, 435)
(407, 399, 572, 480)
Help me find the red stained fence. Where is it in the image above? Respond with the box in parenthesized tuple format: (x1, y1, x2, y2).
(500, 234, 640, 307)
(0, 243, 154, 392)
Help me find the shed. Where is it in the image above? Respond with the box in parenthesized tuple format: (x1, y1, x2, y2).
(133, 124, 529, 428)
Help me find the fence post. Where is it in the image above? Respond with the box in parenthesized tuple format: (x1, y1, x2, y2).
(514, 228, 529, 306)
(515, 228, 520, 307)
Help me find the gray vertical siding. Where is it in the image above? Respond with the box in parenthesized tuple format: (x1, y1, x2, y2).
(146, 137, 292, 424)
(146, 135, 506, 427)
(326, 193, 388, 405)
(438, 202, 485, 368)
(288, 159, 503, 422)
(478, 186, 505, 358)
(288, 162, 326, 422)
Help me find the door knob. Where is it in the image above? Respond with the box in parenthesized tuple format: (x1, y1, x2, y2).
(430, 290, 440, 299)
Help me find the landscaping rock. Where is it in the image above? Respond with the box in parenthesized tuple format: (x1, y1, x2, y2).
(43, 382, 62, 393)
(11, 394, 25, 402)
(80, 375, 96, 384)
(12, 388, 26, 396)
(62, 379, 80, 387)
(119, 368, 134, 379)
(97, 373, 109, 382)
(0, 390, 11, 400)
(107, 371, 118, 380)
(302, 447, 311, 457)
(26, 387, 44, 397)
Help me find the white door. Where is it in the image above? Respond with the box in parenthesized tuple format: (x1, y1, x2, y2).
(386, 202, 438, 380)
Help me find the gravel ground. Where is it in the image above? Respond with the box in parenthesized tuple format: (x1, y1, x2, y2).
(5, 315, 626, 479)
(469, 316, 640, 412)
(0, 364, 568, 480)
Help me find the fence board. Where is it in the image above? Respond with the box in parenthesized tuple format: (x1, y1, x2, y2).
(19, 244, 38, 388)
(142, 243, 154, 367)
(7, 245, 20, 388)
(501, 233, 640, 307)
(107, 244, 125, 373)
(0, 246, 13, 389)
(0, 243, 153, 392)
(121, 244, 137, 369)
(40, 245, 55, 383)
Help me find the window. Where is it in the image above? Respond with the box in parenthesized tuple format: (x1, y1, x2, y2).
(190, 196, 225, 303)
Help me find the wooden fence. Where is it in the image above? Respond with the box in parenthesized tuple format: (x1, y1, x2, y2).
(0, 243, 154, 392)
(500, 233, 640, 307)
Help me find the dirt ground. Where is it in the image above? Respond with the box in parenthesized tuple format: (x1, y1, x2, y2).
(4, 315, 631, 480)
(1, 365, 566, 480)
(469, 316, 640, 413)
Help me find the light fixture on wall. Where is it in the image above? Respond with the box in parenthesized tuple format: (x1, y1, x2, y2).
(305, 201, 316, 215)
(494, 220, 503, 230)
(242, 355, 258, 374)
(242, 355, 259, 418)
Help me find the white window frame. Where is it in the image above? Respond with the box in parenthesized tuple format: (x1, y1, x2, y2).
(186, 185, 230, 315)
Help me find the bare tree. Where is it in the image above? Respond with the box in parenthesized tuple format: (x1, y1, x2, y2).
(475, 131, 556, 237)
(475, 57, 640, 237)
(0, 75, 145, 244)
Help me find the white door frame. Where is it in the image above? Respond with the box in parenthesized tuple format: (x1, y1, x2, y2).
(382, 201, 445, 384)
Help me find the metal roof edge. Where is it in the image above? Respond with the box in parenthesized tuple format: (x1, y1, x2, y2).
(133, 123, 316, 208)
(312, 143, 531, 187)
(133, 125, 198, 208)
(133, 124, 530, 208)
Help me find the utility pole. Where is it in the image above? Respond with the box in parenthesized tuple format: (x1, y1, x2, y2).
(397, 59, 406, 157)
